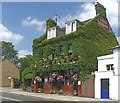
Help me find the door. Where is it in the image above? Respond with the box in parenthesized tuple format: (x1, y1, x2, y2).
(101, 78, 109, 99)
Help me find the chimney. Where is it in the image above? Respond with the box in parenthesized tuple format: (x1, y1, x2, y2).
(95, 2, 106, 18)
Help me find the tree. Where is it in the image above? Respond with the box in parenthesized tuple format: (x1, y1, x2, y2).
(18, 55, 34, 86)
(1, 41, 18, 64)
(18, 55, 33, 73)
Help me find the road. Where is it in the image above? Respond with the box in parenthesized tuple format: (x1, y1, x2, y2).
(0, 92, 119, 103)
(0, 91, 56, 102)
(0, 88, 119, 103)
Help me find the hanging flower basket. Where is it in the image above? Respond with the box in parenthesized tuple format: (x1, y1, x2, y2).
(52, 72, 58, 78)
(57, 76, 63, 82)
(49, 77, 56, 83)
(72, 74, 78, 81)
(35, 76, 42, 82)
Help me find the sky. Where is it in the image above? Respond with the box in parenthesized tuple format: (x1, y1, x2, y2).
(0, 0, 119, 58)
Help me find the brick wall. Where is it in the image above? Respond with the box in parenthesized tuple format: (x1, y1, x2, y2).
(81, 75, 95, 98)
(1, 59, 20, 87)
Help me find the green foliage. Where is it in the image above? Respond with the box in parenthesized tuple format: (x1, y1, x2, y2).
(18, 55, 33, 73)
(99, 9, 106, 18)
(22, 66, 35, 80)
(33, 15, 118, 81)
(1, 41, 18, 64)
(46, 18, 57, 30)
(19, 55, 35, 86)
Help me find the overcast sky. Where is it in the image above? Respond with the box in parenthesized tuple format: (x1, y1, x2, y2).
(0, 0, 119, 58)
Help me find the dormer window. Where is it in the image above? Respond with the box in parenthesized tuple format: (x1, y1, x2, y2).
(47, 27, 56, 39)
(47, 26, 65, 39)
(106, 64, 114, 70)
(65, 19, 81, 34)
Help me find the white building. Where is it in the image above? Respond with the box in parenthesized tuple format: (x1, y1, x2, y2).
(65, 19, 81, 34)
(95, 45, 120, 100)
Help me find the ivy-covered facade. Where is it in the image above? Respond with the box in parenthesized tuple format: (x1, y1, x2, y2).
(32, 3, 118, 80)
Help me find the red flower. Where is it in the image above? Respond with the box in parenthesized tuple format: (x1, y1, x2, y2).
(57, 76, 63, 81)
(72, 74, 78, 81)
(49, 77, 55, 82)
(35, 76, 42, 82)
(52, 72, 58, 78)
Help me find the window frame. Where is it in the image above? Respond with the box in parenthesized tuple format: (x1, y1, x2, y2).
(106, 64, 114, 71)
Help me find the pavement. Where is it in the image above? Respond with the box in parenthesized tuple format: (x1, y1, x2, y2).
(0, 87, 119, 102)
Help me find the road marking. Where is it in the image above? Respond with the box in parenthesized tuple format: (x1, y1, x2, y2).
(0, 96, 22, 102)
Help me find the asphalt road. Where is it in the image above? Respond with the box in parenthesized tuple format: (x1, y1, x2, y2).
(0, 90, 119, 103)
(1, 91, 56, 102)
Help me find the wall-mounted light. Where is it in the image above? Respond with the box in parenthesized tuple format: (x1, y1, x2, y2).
(91, 72, 95, 75)
(8, 76, 11, 80)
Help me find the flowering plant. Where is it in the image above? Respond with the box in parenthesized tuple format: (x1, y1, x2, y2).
(73, 90, 78, 96)
(72, 74, 78, 81)
(49, 77, 56, 83)
(49, 72, 58, 83)
(52, 72, 58, 78)
(50, 89, 56, 94)
(35, 76, 42, 82)
(57, 90, 63, 95)
(57, 76, 63, 81)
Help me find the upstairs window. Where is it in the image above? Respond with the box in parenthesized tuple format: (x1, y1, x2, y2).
(71, 22, 74, 31)
(68, 45, 72, 53)
(71, 21, 75, 32)
(48, 29, 51, 38)
(67, 23, 70, 34)
(106, 64, 114, 70)
(52, 28, 56, 37)
(59, 46, 63, 53)
(41, 50, 43, 57)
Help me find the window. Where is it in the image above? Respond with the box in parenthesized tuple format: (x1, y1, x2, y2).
(48, 53, 54, 61)
(71, 22, 74, 31)
(71, 21, 75, 32)
(106, 64, 114, 70)
(73, 21, 76, 30)
(49, 29, 51, 38)
(59, 46, 63, 53)
(68, 45, 72, 53)
(67, 23, 70, 33)
(52, 28, 56, 37)
(41, 50, 43, 57)
(101, 79, 109, 90)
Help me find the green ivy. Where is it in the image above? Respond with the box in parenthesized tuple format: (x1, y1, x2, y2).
(32, 15, 118, 81)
